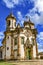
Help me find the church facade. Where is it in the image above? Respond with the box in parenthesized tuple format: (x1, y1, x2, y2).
(1, 13, 38, 60)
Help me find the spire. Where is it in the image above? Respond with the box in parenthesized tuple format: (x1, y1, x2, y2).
(17, 23, 20, 28)
(10, 7, 13, 15)
(9, 12, 14, 17)
(29, 17, 30, 22)
(25, 16, 29, 21)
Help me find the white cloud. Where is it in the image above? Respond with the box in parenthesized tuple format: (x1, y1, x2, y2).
(38, 49, 43, 52)
(35, 0, 43, 12)
(12, 0, 19, 4)
(0, 32, 4, 39)
(3, 0, 14, 8)
(0, 32, 4, 46)
(37, 32, 43, 52)
(37, 32, 43, 40)
(17, 11, 43, 26)
(17, 11, 24, 25)
(2, 0, 43, 11)
(17, 11, 23, 20)
(3, 0, 23, 8)
(0, 32, 4, 35)
(25, 0, 43, 25)
(0, 41, 2, 46)
(2, 0, 43, 25)
(30, 13, 43, 25)
(29, 0, 43, 12)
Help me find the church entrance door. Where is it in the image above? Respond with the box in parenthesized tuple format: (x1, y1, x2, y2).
(26, 48, 31, 60)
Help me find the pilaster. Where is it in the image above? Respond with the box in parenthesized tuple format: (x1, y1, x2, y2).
(17, 35, 21, 60)
(10, 33, 14, 59)
(24, 44, 26, 60)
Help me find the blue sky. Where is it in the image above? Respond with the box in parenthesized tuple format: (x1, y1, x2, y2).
(0, 0, 43, 52)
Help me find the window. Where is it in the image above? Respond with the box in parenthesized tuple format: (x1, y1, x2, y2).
(8, 20, 10, 26)
(7, 47, 9, 50)
(21, 37, 24, 44)
(7, 36, 9, 39)
(14, 37, 17, 45)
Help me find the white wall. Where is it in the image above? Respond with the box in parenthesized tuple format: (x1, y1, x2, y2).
(6, 35, 11, 59)
(2, 47, 5, 59)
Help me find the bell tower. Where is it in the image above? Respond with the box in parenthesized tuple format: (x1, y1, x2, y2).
(6, 13, 16, 31)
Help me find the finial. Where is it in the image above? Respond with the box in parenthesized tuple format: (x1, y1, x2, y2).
(10, 8, 13, 16)
(25, 16, 28, 19)
(25, 16, 29, 21)
(17, 23, 20, 28)
(29, 17, 30, 22)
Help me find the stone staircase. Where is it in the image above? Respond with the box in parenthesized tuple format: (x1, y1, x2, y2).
(9, 60, 43, 65)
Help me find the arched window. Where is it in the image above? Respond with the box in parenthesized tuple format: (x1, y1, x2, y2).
(21, 37, 24, 44)
(8, 20, 10, 26)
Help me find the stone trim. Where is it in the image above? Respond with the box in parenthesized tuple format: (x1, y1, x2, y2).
(4, 34, 6, 60)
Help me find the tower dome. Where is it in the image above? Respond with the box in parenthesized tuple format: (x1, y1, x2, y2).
(6, 13, 16, 20)
(24, 16, 34, 29)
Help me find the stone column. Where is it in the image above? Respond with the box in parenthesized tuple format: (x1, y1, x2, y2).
(17, 35, 21, 60)
(32, 38, 37, 59)
(30, 46, 33, 59)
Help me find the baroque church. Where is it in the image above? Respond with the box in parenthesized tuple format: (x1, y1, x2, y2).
(0, 13, 38, 60)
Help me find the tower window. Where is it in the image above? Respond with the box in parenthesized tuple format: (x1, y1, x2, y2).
(21, 37, 24, 44)
(8, 20, 10, 26)
(14, 37, 17, 45)
(7, 36, 9, 39)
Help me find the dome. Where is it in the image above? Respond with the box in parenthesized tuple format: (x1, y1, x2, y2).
(24, 16, 34, 26)
(6, 13, 16, 20)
